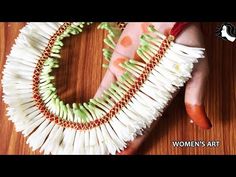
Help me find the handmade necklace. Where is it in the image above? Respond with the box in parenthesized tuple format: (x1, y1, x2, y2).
(1, 22, 205, 154)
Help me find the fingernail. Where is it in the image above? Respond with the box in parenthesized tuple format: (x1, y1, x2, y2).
(185, 103, 212, 129)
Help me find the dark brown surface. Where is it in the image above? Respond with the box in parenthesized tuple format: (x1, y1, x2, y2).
(0, 22, 235, 155)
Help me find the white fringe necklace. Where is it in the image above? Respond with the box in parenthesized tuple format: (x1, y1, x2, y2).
(1, 22, 205, 154)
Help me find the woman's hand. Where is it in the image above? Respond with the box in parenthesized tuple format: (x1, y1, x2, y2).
(94, 22, 211, 155)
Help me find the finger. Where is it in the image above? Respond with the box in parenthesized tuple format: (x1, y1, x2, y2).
(185, 57, 212, 129)
(95, 23, 148, 97)
(117, 119, 158, 155)
(94, 68, 116, 98)
(117, 135, 145, 155)
(172, 23, 212, 129)
(109, 52, 130, 78)
(94, 51, 131, 98)
(114, 23, 143, 59)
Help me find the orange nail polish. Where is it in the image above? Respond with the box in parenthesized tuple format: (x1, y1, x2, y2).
(185, 103, 212, 129)
(164, 28, 171, 36)
(134, 51, 143, 62)
(112, 57, 128, 72)
(120, 36, 132, 48)
(141, 22, 152, 33)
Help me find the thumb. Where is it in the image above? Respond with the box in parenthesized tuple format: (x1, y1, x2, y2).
(184, 57, 212, 129)
(94, 69, 116, 98)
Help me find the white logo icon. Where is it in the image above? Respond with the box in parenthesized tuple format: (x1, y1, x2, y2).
(216, 23, 236, 42)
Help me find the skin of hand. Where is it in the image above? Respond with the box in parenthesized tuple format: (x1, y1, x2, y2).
(94, 22, 211, 155)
